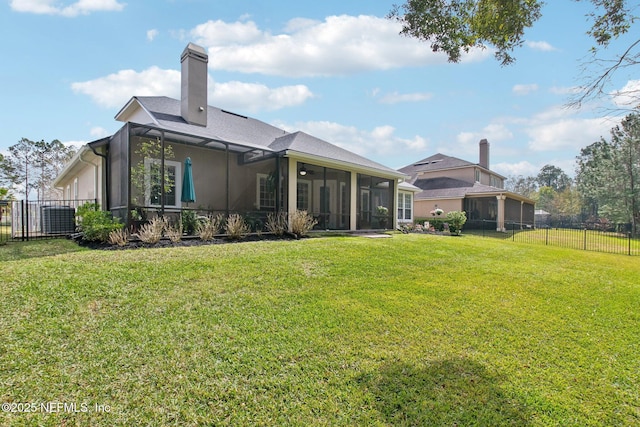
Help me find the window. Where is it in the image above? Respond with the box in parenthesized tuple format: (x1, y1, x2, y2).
(296, 180, 311, 211)
(144, 158, 181, 208)
(490, 175, 503, 189)
(397, 192, 412, 222)
(475, 169, 481, 182)
(257, 173, 276, 210)
(73, 178, 78, 200)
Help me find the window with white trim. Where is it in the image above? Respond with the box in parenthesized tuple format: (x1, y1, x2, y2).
(144, 158, 181, 208)
(296, 180, 311, 211)
(257, 173, 276, 210)
(397, 192, 413, 222)
(73, 178, 78, 200)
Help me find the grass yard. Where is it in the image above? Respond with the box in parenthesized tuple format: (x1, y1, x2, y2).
(0, 234, 638, 426)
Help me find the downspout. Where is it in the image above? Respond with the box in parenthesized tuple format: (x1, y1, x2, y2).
(78, 148, 98, 207)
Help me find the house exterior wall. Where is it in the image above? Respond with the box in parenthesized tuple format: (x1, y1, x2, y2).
(54, 151, 103, 207)
(413, 198, 463, 219)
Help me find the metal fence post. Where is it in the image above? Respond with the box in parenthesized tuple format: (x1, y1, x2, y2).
(545, 227, 549, 246)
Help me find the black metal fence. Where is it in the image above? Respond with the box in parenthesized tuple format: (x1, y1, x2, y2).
(3, 199, 96, 242)
(469, 220, 640, 256)
(0, 200, 10, 244)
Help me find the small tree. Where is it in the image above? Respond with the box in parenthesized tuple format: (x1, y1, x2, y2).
(445, 210, 467, 235)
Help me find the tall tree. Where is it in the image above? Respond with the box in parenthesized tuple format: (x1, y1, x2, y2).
(0, 138, 38, 200)
(576, 112, 640, 230)
(0, 138, 76, 200)
(536, 164, 572, 192)
(389, 0, 639, 107)
(505, 174, 538, 198)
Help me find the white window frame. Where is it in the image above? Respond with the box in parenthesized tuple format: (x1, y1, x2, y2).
(296, 179, 312, 211)
(144, 158, 182, 208)
(256, 173, 276, 210)
(397, 191, 413, 223)
(73, 178, 78, 200)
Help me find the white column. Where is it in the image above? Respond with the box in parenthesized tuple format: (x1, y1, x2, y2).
(496, 194, 506, 232)
(288, 159, 298, 231)
(350, 173, 357, 230)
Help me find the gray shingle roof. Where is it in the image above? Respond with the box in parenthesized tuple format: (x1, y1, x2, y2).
(133, 96, 288, 149)
(127, 96, 403, 176)
(398, 153, 476, 177)
(269, 131, 401, 175)
(412, 177, 506, 199)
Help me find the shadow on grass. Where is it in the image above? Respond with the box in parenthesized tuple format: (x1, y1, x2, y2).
(362, 357, 530, 426)
(0, 239, 86, 261)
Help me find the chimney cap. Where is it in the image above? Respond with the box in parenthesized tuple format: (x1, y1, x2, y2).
(181, 43, 208, 63)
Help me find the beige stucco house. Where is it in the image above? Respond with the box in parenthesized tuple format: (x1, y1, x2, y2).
(399, 140, 535, 231)
(54, 43, 409, 232)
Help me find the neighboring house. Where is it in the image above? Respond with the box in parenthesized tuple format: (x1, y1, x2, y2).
(54, 43, 407, 232)
(399, 140, 535, 231)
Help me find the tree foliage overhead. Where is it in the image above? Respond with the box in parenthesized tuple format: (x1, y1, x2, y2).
(389, 0, 542, 66)
(389, 0, 639, 106)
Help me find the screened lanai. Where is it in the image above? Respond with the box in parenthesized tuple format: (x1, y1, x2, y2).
(99, 122, 398, 232)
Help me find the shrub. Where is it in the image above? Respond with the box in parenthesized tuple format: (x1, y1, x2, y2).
(138, 216, 166, 244)
(266, 212, 288, 236)
(225, 214, 250, 240)
(198, 214, 223, 241)
(446, 210, 468, 235)
(166, 224, 183, 243)
(181, 210, 198, 235)
(108, 229, 129, 247)
(76, 202, 123, 242)
(289, 210, 317, 238)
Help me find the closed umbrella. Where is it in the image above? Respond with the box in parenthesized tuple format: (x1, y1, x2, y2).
(181, 157, 196, 205)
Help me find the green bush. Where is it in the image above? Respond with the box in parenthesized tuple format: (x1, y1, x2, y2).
(446, 210, 468, 235)
(181, 210, 198, 235)
(76, 202, 123, 242)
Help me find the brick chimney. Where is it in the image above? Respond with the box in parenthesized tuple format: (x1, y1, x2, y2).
(479, 139, 489, 169)
(181, 43, 208, 127)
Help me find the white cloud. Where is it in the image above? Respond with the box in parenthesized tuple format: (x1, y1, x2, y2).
(63, 140, 88, 150)
(71, 66, 181, 108)
(71, 67, 313, 112)
(188, 15, 490, 77)
(611, 79, 640, 108)
(492, 161, 539, 177)
(512, 84, 539, 96)
(526, 40, 557, 52)
(524, 107, 617, 152)
(190, 19, 265, 46)
(275, 120, 428, 157)
(450, 124, 514, 158)
(10, 0, 125, 16)
(147, 29, 159, 42)
(378, 91, 433, 104)
(90, 127, 109, 138)
(210, 81, 313, 112)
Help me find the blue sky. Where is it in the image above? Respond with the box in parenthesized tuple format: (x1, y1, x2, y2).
(1, 0, 638, 179)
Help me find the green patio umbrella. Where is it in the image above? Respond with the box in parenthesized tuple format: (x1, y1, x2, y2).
(181, 157, 196, 205)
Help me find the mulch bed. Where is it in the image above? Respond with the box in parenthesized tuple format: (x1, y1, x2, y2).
(72, 233, 298, 250)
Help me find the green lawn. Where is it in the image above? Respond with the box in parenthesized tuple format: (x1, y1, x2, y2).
(1, 235, 638, 426)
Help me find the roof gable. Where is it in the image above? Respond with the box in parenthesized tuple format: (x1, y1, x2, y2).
(270, 131, 403, 176)
(399, 153, 476, 176)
